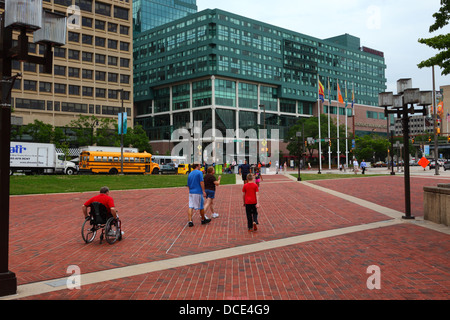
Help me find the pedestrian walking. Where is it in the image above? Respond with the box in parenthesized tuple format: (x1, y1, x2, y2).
(242, 173, 260, 231)
(353, 158, 359, 174)
(239, 160, 251, 184)
(360, 159, 367, 174)
(187, 163, 211, 227)
(254, 168, 263, 188)
(204, 166, 221, 218)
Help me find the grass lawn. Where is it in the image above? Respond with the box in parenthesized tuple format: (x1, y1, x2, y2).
(10, 173, 236, 195)
(291, 173, 386, 181)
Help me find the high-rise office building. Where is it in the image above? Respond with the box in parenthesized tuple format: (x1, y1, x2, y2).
(132, 0, 197, 33)
(133, 9, 387, 160)
(9, 0, 134, 140)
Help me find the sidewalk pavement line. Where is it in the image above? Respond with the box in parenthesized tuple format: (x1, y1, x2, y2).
(3, 219, 401, 300)
(301, 181, 450, 235)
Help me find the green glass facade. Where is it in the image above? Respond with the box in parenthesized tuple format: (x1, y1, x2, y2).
(134, 8, 387, 146)
(133, 0, 197, 34)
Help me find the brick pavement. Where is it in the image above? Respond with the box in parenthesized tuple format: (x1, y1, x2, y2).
(3, 173, 450, 301)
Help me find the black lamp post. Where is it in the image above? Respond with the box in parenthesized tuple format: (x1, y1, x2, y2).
(0, 0, 66, 297)
(378, 79, 431, 220)
(296, 131, 302, 181)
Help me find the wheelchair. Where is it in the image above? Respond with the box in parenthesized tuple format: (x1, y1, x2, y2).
(81, 202, 122, 244)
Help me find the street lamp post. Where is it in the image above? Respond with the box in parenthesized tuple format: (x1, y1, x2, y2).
(378, 79, 431, 220)
(296, 131, 302, 181)
(0, 0, 66, 297)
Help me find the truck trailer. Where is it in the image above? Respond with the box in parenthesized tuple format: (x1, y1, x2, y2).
(10, 142, 77, 175)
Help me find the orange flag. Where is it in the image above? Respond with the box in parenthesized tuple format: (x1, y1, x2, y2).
(337, 82, 344, 104)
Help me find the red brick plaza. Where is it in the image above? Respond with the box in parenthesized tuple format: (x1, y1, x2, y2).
(3, 172, 449, 302)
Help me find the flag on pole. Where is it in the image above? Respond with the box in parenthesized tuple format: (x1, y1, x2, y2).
(337, 82, 344, 104)
(318, 80, 325, 102)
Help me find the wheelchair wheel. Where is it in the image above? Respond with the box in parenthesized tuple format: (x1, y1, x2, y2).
(82, 218, 97, 243)
(105, 218, 119, 244)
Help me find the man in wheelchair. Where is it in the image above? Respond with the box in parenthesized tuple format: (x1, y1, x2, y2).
(82, 186, 118, 220)
(82, 186, 122, 244)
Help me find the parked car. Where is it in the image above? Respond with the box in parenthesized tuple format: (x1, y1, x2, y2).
(429, 160, 445, 169)
(160, 162, 177, 174)
(372, 161, 387, 167)
(443, 161, 450, 171)
(409, 160, 419, 166)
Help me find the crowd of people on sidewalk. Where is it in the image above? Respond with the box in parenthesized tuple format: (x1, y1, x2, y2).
(186, 160, 262, 232)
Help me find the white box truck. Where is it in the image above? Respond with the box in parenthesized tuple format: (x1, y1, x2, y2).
(10, 142, 77, 175)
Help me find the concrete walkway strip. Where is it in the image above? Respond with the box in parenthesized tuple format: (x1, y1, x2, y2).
(6, 219, 401, 300)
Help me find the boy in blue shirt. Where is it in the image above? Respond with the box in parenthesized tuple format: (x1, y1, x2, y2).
(187, 163, 211, 227)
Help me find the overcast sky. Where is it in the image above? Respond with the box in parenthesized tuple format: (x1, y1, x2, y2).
(197, 0, 448, 94)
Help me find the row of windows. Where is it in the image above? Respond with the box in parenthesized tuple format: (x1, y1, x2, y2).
(80, 17, 130, 35)
(93, 156, 147, 163)
(50, 0, 130, 21)
(68, 31, 130, 51)
(13, 97, 132, 116)
(14, 80, 130, 100)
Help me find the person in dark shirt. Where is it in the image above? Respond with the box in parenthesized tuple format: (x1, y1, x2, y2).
(239, 160, 251, 184)
(204, 166, 221, 218)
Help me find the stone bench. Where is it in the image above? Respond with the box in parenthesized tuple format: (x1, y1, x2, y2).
(423, 184, 450, 226)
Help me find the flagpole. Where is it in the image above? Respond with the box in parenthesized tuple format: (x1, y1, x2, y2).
(337, 79, 340, 172)
(327, 77, 331, 170)
(318, 77, 322, 174)
(345, 81, 349, 167)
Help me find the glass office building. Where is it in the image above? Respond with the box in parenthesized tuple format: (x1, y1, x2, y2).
(133, 9, 387, 160)
(133, 0, 197, 33)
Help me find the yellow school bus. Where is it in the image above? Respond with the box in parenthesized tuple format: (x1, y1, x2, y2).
(79, 151, 160, 175)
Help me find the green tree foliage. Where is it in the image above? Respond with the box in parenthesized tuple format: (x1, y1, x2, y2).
(418, 0, 450, 75)
(354, 135, 390, 162)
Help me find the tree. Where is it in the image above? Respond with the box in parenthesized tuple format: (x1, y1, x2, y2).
(417, 0, 450, 75)
(286, 114, 347, 165)
(123, 124, 153, 153)
(354, 134, 390, 163)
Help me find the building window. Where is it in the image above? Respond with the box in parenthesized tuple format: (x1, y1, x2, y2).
(23, 80, 37, 91)
(82, 51, 93, 62)
(96, 88, 106, 98)
(120, 41, 129, 51)
(215, 79, 236, 107)
(172, 83, 190, 110)
(95, 37, 106, 47)
(95, 1, 111, 16)
(95, 19, 106, 30)
(95, 54, 106, 64)
(238, 82, 257, 109)
(75, 0, 92, 12)
(119, 25, 129, 35)
(108, 56, 118, 66)
(108, 22, 118, 33)
(68, 32, 79, 43)
(114, 6, 129, 20)
(108, 39, 118, 50)
(54, 83, 66, 94)
(193, 79, 212, 107)
(82, 86, 93, 97)
(54, 65, 66, 76)
(82, 17, 92, 28)
(108, 72, 118, 83)
(82, 69, 93, 79)
(95, 71, 106, 81)
(68, 49, 80, 60)
(69, 85, 80, 96)
(82, 34, 93, 45)
(68, 67, 80, 78)
(120, 58, 130, 68)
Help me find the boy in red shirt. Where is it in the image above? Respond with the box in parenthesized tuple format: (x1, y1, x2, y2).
(242, 173, 260, 231)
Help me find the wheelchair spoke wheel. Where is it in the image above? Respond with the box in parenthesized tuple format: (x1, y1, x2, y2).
(105, 218, 119, 244)
(82, 219, 97, 243)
